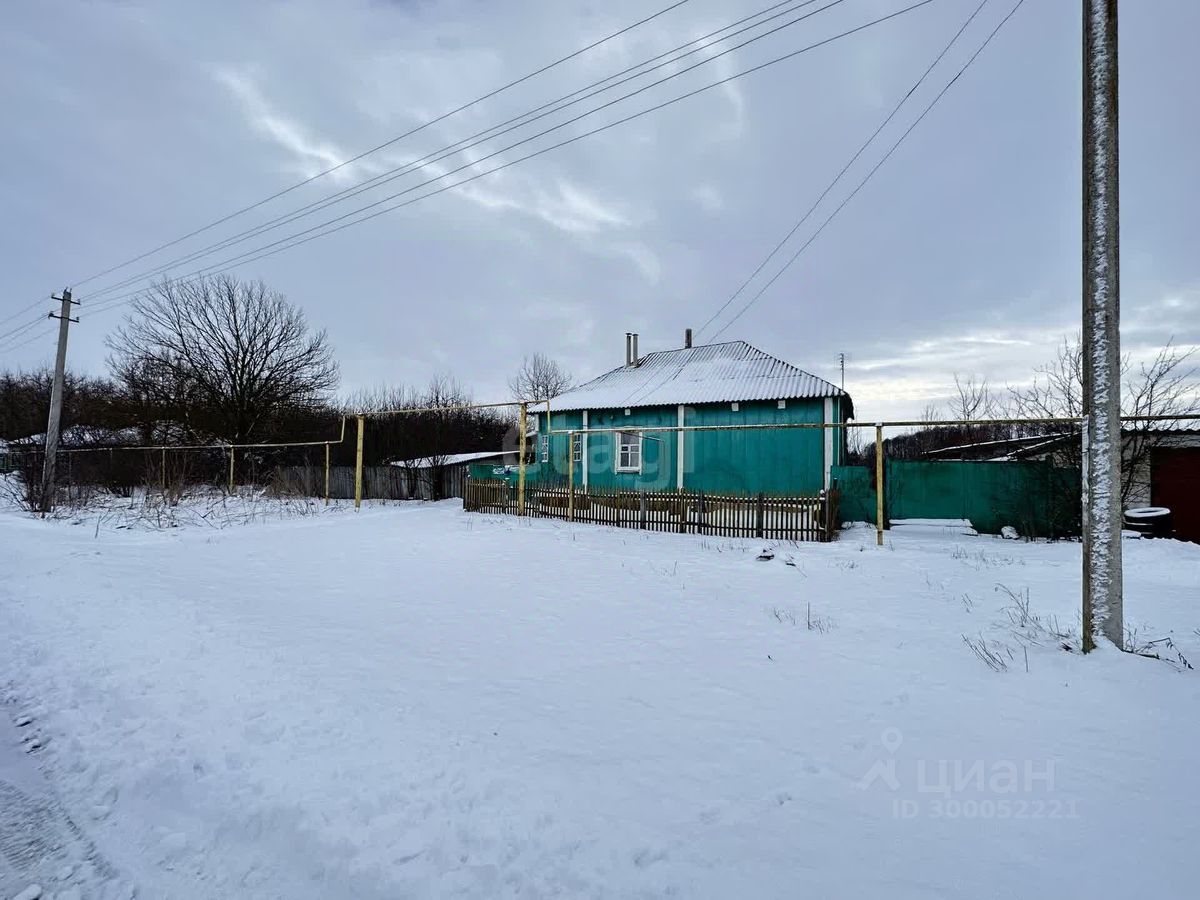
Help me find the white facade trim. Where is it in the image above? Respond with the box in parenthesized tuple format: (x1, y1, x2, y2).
(615, 429, 643, 473)
(823, 397, 835, 489)
(582, 410, 589, 489)
(677, 405, 685, 490)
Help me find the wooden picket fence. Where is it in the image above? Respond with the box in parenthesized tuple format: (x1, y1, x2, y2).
(463, 480, 840, 542)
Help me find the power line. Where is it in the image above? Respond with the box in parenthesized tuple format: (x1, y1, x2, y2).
(0, 322, 54, 356)
(84, 0, 926, 320)
(83, 0, 918, 318)
(63, 0, 697, 292)
(709, 0, 1026, 341)
(623, 0, 993, 406)
(698, 0, 991, 339)
(0, 316, 47, 348)
(81, 0, 825, 303)
(0, 297, 52, 331)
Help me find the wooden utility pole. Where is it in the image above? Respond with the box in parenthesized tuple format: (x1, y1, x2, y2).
(1081, 0, 1123, 651)
(39, 288, 79, 513)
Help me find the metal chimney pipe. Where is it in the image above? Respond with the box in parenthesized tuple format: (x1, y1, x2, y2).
(684, 328, 693, 349)
(625, 333, 632, 367)
(631, 333, 639, 366)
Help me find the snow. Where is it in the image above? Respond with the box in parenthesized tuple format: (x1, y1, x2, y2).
(889, 518, 979, 536)
(1124, 507, 1170, 519)
(0, 710, 131, 899)
(2, 499, 1199, 897)
(548, 340, 846, 411)
(390, 450, 514, 468)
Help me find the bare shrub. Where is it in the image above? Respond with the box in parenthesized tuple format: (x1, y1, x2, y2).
(1123, 627, 1194, 671)
(962, 634, 1014, 672)
(995, 584, 1075, 649)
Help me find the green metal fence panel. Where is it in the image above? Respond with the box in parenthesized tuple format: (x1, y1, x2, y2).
(830, 464, 876, 524)
(889, 460, 1079, 537)
(832, 460, 1079, 538)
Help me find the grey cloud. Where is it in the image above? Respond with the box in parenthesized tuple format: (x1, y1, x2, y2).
(2, 0, 1198, 420)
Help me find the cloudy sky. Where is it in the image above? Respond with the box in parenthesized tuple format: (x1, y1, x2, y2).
(2, 0, 1197, 419)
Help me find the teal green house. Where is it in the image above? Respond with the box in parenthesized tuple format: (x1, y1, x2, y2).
(533, 336, 853, 496)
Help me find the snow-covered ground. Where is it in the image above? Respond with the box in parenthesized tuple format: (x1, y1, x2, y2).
(1, 499, 1198, 898)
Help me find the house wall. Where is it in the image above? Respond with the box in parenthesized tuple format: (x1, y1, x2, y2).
(1124, 432, 1200, 508)
(684, 399, 827, 495)
(536, 396, 845, 496)
(539, 407, 679, 491)
(537, 409, 586, 485)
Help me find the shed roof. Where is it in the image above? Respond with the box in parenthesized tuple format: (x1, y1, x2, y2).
(390, 450, 515, 469)
(549, 341, 851, 413)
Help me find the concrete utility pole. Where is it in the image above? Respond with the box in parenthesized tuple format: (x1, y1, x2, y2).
(39, 288, 79, 514)
(1081, 0, 1123, 651)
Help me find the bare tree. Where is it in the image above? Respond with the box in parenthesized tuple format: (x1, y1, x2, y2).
(1009, 334, 1199, 504)
(950, 374, 997, 421)
(349, 375, 508, 499)
(919, 402, 943, 425)
(898, 378, 1001, 462)
(107, 276, 338, 443)
(508, 353, 572, 403)
(1007, 336, 1085, 422)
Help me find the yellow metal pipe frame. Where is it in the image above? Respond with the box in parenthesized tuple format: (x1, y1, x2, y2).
(363, 400, 526, 417)
(52, 415, 351, 455)
(875, 424, 885, 547)
(517, 403, 527, 517)
(546, 413, 1200, 437)
(324, 443, 331, 506)
(567, 429, 575, 522)
(31, 413, 1200, 458)
(354, 414, 365, 511)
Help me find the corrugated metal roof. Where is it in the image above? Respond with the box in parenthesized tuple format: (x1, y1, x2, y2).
(550, 341, 851, 412)
(390, 450, 516, 468)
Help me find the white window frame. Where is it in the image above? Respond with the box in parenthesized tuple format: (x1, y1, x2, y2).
(616, 430, 642, 473)
(539, 434, 549, 463)
(572, 433, 583, 464)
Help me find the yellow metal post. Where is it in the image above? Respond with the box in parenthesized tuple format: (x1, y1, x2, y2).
(228, 446, 235, 494)
(517, 403, 527, 517)
(875, 423, 884, 546)
(324, 443, 330, 505)
(354, 415, 365, 511)
(567, 430, 575, 522)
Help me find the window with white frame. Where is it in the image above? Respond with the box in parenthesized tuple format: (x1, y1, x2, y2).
(616, 430, 642, 472)
(540, 434, 549, 463)
(572, 433, 583, 464)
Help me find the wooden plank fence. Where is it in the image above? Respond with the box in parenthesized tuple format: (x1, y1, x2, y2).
(464, 480, 841, 542)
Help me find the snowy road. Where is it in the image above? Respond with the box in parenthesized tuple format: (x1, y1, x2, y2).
(1, 501, 1198, 898)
